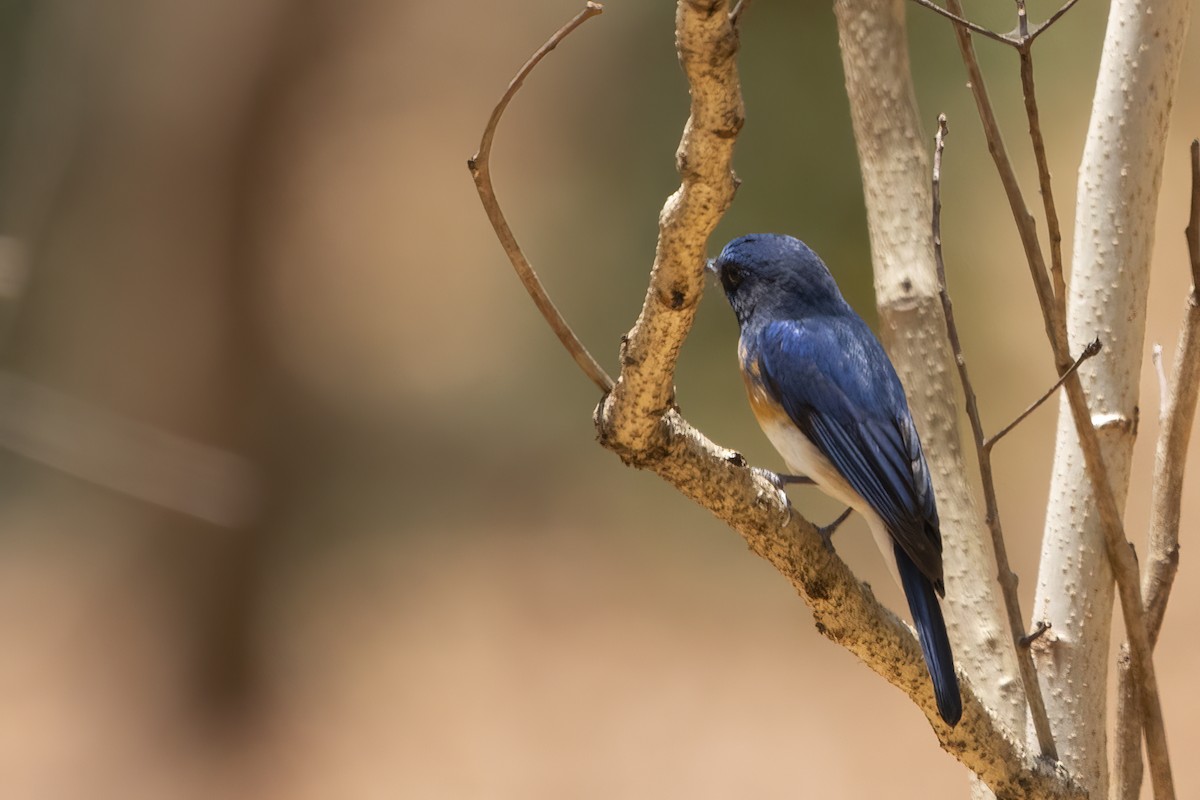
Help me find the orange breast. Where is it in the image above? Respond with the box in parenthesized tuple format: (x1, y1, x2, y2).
(738, 338, 790, 429)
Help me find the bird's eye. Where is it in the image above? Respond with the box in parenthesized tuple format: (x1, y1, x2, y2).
(722, 264, 744, 292)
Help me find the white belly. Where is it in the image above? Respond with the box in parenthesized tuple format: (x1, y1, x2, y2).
(758, 416, 902, 588)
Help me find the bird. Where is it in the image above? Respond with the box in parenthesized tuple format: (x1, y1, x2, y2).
(709, 232, 962, 726)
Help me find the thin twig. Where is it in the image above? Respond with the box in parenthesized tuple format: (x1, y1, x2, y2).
(906, 0, 1015, 46)
(1152, 344, 1168, 421)
(1027, 0, 1084, 42)
(1016, 21, 1068, 306)
(1189, 139, 1200, 287)
(930, 114, 1058, 760)
(1020, 621, 1052, 648)
(729, 0, 751, 26)
(468, 3, 613, 393)
(1114, 138, 1200, 800)
(1146, 137, 1200, 644)
(984, 338, 1101, 451)
(943, 1, 1175, 795)
(907, 0, 1082, 47)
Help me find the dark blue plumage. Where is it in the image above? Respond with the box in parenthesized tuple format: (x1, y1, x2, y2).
(712, 233, 961, 726)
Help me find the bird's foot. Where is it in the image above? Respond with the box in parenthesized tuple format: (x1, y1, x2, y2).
(774, 472, 815, 486)
(751, 467, 793, 522)
(816, 507, 853, 553)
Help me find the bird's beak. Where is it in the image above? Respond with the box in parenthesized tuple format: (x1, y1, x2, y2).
(705, 257, 718, 276)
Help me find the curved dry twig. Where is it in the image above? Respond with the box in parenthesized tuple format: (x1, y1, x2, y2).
(468, 2, 613, 393)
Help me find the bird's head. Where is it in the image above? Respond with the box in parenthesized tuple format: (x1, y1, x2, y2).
(708, 234, 848, 327)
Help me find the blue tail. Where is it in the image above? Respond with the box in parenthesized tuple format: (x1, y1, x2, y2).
(894, 542, 961, 725)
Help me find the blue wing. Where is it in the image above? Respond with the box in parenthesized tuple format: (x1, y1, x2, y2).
(753, 317, 944, 591)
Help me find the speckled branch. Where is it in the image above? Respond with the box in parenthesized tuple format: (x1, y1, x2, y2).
(596, 0, 744, 458)
(599, 409, 1084, 800)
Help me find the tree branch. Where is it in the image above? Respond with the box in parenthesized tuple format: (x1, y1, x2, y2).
(930, 114, 1057, 761)
(906, 0, 1015, 46)
(621, 412, 1085, 800)
(940, 2, 1179, 795)
(468, 2, 613, 393)
(1014, 16, 1067, 306)
(984, 338, 1101, 452)
(1148, 138, 1200, 637)
(596, 0, 744, 457)
(906, 0, 1082, 48)
(472, 3, 1094, 797)
(1114, 139, 1200, 800)
(1027, 0, 1084, 43)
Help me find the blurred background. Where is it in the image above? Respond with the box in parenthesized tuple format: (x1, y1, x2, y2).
(0, 1, 1196, 797)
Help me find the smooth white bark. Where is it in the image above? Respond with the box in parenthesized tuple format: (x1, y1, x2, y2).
(1032, 1, 1192, 796)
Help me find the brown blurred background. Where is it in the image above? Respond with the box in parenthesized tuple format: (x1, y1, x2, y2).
(0, 1, 1196, 798)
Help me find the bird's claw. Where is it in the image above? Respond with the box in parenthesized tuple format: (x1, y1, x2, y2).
(751, 467, 792, 522)
(817, 507, 854, 553)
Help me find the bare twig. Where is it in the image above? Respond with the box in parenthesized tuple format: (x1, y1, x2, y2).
(906, 0, 1014, 46)
(1015, 25, 1067, 305)
(943, 1, 1175, 795)
(1027, 0, 1084, 42)
(941, 0, 1064, 353)
(1113, 138, 1200, 800)
(1145, 136, 1200, 677)
(1113, 647, 1145, 800)
(1020, 621, 1052, 648)
(985, 338, 1101, 451)
(930, 114, 1057, 760)
(907, 0, 1082, 48)
(468, 3, 613, 393)
(729, 0, 751, 26)
(1189, 139, 1200, 286)
(1152, 344, 1168, 420)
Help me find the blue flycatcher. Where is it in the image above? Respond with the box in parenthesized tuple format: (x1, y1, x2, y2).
(711, 233, 961, 726)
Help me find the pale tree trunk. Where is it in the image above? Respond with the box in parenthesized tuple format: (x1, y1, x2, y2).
(833, 11, 1026, 797)
(1032, 0, 1192, 797)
